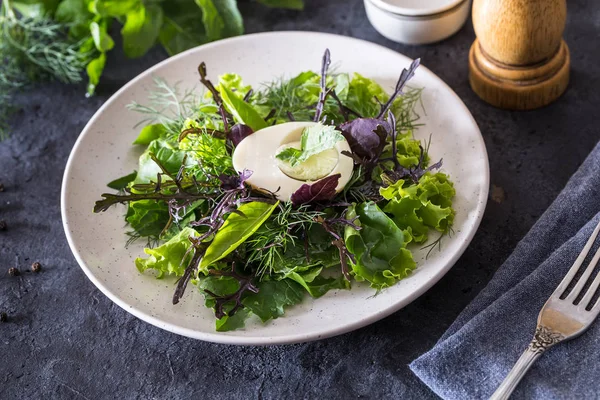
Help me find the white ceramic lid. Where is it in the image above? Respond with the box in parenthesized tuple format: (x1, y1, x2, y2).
(370, 0, 464, 16)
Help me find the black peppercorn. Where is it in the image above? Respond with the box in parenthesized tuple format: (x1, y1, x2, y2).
(0, 183, 4, 192)
(0, 220, 6, 231)
(31, 262, 42, 273)
(0, 313, 7, 323)
(8, 267, 19, 277)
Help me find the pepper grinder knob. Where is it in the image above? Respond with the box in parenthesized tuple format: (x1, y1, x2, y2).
(468, 0, 570, 110)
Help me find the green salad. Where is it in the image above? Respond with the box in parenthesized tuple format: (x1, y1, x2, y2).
(94, 50, 456, 331)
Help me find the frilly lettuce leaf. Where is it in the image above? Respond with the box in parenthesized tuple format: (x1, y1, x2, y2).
(135, 227, 198, 278)
(207, 73, 252, 100)
(344, 73, 389, 118)
(381, 173, 455, 243)
(344, 202, 416, 289)
(134, 138, 190, 184)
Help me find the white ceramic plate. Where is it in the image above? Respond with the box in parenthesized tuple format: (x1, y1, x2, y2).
(61, 32, 489, 345)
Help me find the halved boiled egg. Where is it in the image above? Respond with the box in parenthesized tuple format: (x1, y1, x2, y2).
(232, 121, 354, 202)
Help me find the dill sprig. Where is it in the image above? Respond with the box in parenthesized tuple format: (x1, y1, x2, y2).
(246, 202, 325, 277)
(126, 78, 200, 138)
(0, 1, 94, 139)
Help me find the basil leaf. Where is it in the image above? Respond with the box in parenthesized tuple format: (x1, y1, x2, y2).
(107, 171, 137, 190)
(195, 0, 224, 41)
(89, 21, 114, 52)
(133, 124, 167, 145)
(211, 0, 243, 37)
(91, 0, 140, 16)
(220, 85, 268, 131)
(200, 201, 279, 269)
(345, 202, 416, 289)
(86, 52, 106, 96)
(122, 4, 164, 58)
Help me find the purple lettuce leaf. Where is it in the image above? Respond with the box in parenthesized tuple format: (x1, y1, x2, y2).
(228, 124, 254, 147)
(339, 118, 390, 161)
(290, 174, 341, 206)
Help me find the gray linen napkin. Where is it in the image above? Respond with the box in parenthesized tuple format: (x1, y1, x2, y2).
(410, 141, 600, 399)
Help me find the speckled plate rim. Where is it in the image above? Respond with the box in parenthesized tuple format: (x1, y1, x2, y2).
(61, 31, 489, 345)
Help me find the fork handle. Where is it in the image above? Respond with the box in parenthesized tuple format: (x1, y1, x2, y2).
(490, 346, 543, 400)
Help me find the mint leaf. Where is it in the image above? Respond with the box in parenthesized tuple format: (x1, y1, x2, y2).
(276, 124, 344, 167)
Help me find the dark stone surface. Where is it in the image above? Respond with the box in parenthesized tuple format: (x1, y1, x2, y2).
(1, 0, 598, 398)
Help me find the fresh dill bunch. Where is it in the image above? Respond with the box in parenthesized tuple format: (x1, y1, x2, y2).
(246, 203, 325, 277)
(392, 87, 425, 133)
(127, 78, 201, 138)
(0, 1, 94, 139)
(254, 76, 318, 122)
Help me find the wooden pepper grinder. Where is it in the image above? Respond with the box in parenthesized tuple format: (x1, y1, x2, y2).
(469, 0, 570, 110)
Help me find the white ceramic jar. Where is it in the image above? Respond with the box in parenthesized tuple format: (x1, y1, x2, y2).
(364, 0, 471, 45)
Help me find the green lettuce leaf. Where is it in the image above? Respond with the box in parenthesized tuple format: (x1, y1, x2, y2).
(220, 85, 268, 131)
(209, 73, 251, 100)
(133, 124, 167, 145)
(200, 201, 279, 269)
(344, 73, 388, 118)
(345, 202, 416, 289)
(134, 139, 188, 184)
(276, 124, 344, 167)
(381, 173, 455, 241)
(135, 227, 198, 278)
(242, 279, 304, 322)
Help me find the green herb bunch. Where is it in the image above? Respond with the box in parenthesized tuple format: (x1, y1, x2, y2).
(93, 50, 456, 331)
(0, 0, 304, 138)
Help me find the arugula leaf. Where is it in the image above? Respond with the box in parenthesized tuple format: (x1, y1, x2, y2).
(256, 0, 304, 10)
(208, 73, 251, 100)
(220, 85, 268, 131)
(133, 124, 167, 145)
(135, 227, 198, 278)
(121, 4, 164, 58)
(242, 279, 304, 322)
(200, 201, 279, 269)
(345, 202, 416, 289)
(107, 171, 137, 190)
(276, 124, 344, 167)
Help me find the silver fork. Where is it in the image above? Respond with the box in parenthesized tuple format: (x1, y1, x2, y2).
(491, 219, 600, 400)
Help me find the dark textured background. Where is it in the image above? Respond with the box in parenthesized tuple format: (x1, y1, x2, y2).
(1, 0, 599, 398)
